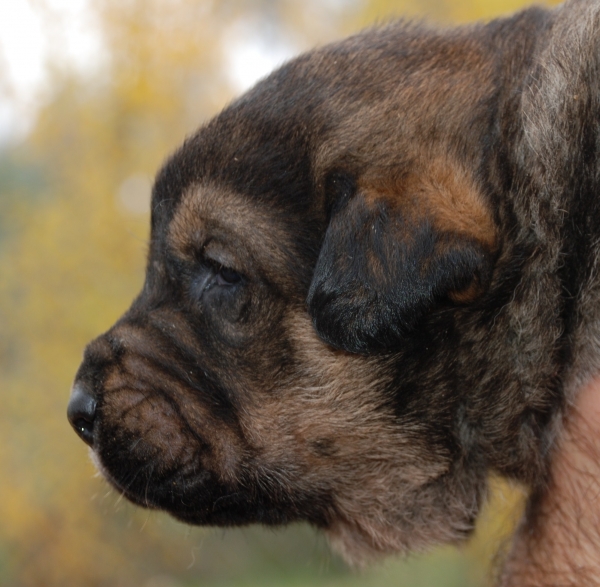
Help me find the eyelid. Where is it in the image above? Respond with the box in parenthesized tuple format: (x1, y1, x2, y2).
(202, 256, 240, 281)
(192, 259, 243, 296)
(201, 241, 238, 272)
(199, 249, 246, 286)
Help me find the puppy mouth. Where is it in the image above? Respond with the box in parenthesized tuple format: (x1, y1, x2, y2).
(91, 442, 336, 528)
(92, 451, 321, 527)
(90, 448, 171, 507)
(90, 447, 220, 516)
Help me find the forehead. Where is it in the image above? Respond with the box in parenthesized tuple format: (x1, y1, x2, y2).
(166, 183, 307, 283)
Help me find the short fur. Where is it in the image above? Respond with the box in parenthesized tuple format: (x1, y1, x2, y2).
(69, 0, 600, 566)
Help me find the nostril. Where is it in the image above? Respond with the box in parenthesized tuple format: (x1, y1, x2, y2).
(67, 383, 97, 447)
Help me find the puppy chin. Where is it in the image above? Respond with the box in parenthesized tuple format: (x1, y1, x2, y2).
(87, 448, 163, 512)
(326, 513, 475, 568)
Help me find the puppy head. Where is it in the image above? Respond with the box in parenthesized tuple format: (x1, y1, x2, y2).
(68, 14, 557, 565)
(72, 178, 486, 563)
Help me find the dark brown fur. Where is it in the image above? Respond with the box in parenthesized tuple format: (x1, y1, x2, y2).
(68, 0, 600, 566)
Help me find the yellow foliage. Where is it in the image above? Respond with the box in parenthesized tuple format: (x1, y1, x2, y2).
(357, 0, 561, 26)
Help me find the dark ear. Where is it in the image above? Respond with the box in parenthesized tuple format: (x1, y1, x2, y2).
(307, 175, 496, 354)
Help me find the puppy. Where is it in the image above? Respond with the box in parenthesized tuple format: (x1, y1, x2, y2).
(68, 0, 600, 566)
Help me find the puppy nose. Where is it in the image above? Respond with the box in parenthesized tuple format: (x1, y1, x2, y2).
(67, 383, 97, 447)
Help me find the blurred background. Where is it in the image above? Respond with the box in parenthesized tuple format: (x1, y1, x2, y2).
(0, 0, 558, 586)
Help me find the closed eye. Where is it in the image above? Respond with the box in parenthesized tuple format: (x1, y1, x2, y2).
(215, 266, 242, 286)
(191, 259, 245, 298)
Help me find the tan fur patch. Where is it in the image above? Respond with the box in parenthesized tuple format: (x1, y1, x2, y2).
(167, 184, 301, 293)
(360, 158, 497, 250)
(236, 311, 469, 564)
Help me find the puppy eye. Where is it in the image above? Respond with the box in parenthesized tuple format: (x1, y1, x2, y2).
(215, 266, 242, 286)
(190, 260, 243, 299)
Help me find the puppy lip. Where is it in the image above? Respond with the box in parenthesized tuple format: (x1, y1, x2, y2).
(93, 450, 323, 526)
(92, 448, 214, 512)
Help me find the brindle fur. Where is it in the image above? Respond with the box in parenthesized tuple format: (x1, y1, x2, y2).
(70, 0, 600, 566)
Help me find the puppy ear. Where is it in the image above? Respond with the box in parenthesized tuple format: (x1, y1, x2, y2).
(307, 166, 497, 354)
